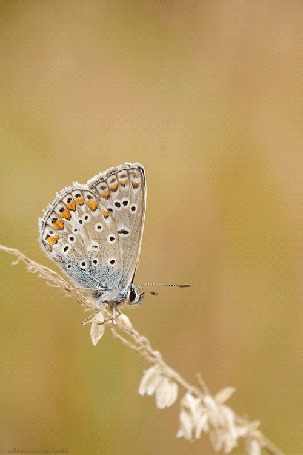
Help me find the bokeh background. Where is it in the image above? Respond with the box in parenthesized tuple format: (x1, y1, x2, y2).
(0, 2, 302, 454)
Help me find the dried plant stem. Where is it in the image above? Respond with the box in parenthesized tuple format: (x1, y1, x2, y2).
(0, 244, 285, 455)
(111, 320, 284, 455)
(111, 321, 202, 397)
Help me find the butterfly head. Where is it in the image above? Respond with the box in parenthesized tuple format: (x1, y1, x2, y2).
(128, 284, 144, 306)
(92, 283, 144, 307)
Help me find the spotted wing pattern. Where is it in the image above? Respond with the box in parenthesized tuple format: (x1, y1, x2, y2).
(38, 163, 145, 295)
(88, 162, 146, 289)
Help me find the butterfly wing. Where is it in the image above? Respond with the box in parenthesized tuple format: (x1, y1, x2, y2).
(39, 183, 125, 292)
(88, 162, 146, 290)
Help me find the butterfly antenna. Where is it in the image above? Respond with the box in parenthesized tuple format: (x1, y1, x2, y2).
(138, 283, 191, 289)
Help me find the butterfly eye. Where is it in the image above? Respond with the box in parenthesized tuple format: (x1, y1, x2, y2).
(129, 286, 140, 303)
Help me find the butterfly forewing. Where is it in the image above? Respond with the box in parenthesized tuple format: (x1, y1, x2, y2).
(88, 163, 146, 290)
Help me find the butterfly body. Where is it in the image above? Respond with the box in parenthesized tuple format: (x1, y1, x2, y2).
(39, 163, 146, 308)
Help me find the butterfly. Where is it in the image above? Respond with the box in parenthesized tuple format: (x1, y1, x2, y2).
(39, 163, 146, 311)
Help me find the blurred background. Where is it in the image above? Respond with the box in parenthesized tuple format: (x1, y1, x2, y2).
(0, 2, 302, 454)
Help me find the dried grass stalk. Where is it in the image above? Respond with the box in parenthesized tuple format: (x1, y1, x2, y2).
(0, 244, 285, 455)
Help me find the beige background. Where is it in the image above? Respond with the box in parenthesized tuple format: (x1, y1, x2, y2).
(0, 2, 302, 454)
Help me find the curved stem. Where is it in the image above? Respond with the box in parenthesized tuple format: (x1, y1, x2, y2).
(0, 244, 286, 455)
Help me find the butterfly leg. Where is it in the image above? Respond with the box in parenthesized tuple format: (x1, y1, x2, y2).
(81, 306, 122, 327)
(110, 305, 121, 325)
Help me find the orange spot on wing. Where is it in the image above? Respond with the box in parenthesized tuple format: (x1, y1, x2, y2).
(87, 200, 98, 211)
(66, 200, 76, 211)
(76, 197, 84, 206)
(120, 180, 127, 187)
(101, 189, 110, 199)
(102, 208, 109, 219)
(61, 209, 71, 220)
(52, 219, 64, 230)
(110, 183, 118, 192)
(46, 234, 59, 245)
(132, 182, 140, 189)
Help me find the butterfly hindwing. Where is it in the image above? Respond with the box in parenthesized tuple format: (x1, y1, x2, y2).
(39, 184, 124, 291)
